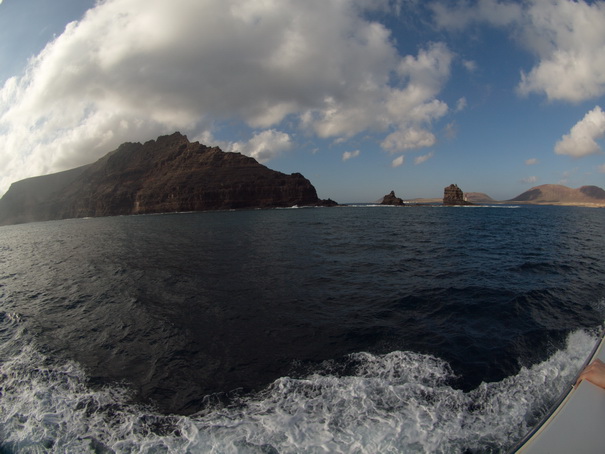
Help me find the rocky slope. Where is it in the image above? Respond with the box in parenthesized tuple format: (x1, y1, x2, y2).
(0, 132, 336, 226)
(510, 184, 605, 205)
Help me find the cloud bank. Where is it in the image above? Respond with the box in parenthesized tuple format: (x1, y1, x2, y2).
(0, 0, 455, 195)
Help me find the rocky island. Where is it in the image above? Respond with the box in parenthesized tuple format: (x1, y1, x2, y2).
(380, 190, 405, 205)
(0, 132, 337, 226)
(443, 184, 473, 206)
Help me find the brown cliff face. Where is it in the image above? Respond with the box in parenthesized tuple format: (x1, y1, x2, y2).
(0, 132, 334, 225)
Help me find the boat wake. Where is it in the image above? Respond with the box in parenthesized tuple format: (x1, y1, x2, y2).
(0, 311, 598, 453)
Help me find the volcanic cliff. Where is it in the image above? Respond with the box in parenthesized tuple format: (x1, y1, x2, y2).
(0, 132, 336, 226)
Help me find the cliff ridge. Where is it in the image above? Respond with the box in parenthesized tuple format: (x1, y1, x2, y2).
(0, 132, 335, 225)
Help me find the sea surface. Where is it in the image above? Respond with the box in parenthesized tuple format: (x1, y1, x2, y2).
(1, 204, 604, 453)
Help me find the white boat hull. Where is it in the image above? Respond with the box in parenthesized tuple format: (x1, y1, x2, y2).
(514, 331, 605, 453)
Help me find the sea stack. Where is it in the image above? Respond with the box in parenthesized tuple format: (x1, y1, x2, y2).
(443, 184, 473, 206)
(381, 190, 405, 205)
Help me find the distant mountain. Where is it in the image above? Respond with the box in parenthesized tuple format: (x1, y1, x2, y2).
(510, 184, 605, 205)
(465, 192, 495, 203)
(0, 132, 336, 226)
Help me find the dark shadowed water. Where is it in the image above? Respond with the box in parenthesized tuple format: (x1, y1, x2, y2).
(1, 204, 604, 452)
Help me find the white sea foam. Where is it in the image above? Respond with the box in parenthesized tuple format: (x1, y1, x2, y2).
(0, 312, 598, 454)
(189, 333, 594, 453)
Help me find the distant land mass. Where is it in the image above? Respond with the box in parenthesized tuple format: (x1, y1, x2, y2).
(465, 192, 495, 203)
(0, 132, 336, 226)
(404, 185, 605, 206)
(509, 184, 605, 206)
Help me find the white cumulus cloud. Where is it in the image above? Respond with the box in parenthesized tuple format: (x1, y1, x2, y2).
(342, 150, 361, 162)
(228, 130, 293, 163)
(555, 106, 605, 158)
(382, 127, 437, 153)
(525, 158, 538, 165)
(431, 0, 605, 103)
(517, 0, 605, 102)
(391, 155, 405, 168)
(414, 151, 434, 165)
(463, 60, 477, 72)
(0, 0, 454, 195)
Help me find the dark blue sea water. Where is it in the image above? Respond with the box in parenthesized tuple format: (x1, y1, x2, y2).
(1, 204, 604, 453)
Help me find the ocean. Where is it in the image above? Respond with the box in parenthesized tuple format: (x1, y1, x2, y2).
(0, 204, 604, 453)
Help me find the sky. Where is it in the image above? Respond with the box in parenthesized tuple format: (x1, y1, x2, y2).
(1, 0, 604, 203)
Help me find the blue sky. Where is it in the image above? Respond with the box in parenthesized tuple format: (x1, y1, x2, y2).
(1, 0, 604, 202)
